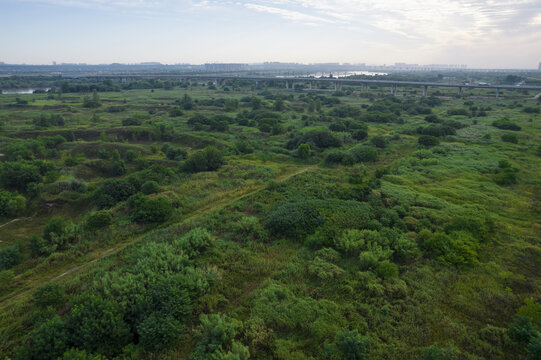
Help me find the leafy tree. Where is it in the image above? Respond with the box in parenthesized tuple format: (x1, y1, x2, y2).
(418, 135, 440, 147)
(423, 343, 460, 360)
(296, 143, 311, 159)
(86, 210, 112, 231)
(180, 93, 194, 110)
(266, 201, 323, 240)
(336, 329, 371, 360)
(0, 189, 26, 218)
(190, 313, 242, 359)
(137, 312, 185, 351)
(375, 260, 398, 279)
(370, 136, 387, 149)
(67, 294, 131, 357)
(33, 283, 66, 308)
(59, 348, 107, 360)
(141, 180, 160, 194)
(0, 162, 41, 191)
(349, 145, 378, 163)
(27, 316, 70, 360)
(111, 160, 126, 176)
(0, 243, 22, 270)
(128, 193, 173, 223)
(182, 146, 225, 173)
(501, 133, 518, 144)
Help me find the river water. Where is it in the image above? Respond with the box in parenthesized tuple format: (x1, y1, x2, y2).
(1, 88, 50, 94)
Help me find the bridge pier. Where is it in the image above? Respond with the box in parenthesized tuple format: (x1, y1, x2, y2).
(285, 80, 289, 89)
(391, 84, 397, 96)
(457, 87, 462, 96)
(422, 85, 428, 97)
(291, 81, 295, 90)
(496, 88, 500, 98)
(309, 81, 312, 90)
(334, 82, 338, 91)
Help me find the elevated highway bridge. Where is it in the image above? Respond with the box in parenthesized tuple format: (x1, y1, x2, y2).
(65, 74, 541, 98)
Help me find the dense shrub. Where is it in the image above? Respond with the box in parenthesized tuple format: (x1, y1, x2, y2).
(190, 313, 245, 360)
(336, 329, 371, 360)
(370, 136, 387, 149)
(423, 343, 460, 360)
(418, 125, 456, 137)
(266, 200, 323, 240)
(0, 162, 42, 191)
(67, 294, 131, 357)
(324, 150, 355, 166)
(501, 133, 518, 144)
(297, 143, 311, 159)
(418, 135, 440, 147)
(141, 180, 160, 194)
(86, 210, 113, 231)
(182, 146, 225, 173)
(0, 243, 22, 270)
(0, 189, 26, 218)
(492, 119, 521, 131)
(349, 145, 378, 163)
(128, 193, 173, 223)
(287, 130, 342, 150)
(33, 284, 66, 308)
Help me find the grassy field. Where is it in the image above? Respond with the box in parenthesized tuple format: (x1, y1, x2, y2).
(0, 77, 540, 359)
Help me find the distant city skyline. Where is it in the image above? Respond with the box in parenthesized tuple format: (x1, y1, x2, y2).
(1, 0, 540, 69)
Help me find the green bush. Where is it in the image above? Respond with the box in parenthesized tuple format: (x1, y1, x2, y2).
(337, 329, 371, 360)
(137, 312, 184, 351)
(141, 180, 160, 194)
(423, 343, 460, 360)
(349, 145, 378, 163)
(86, 210, 113, 231)
(266, 201, 323, 240)
(501, 133, 518, 144)
(324, 150, 355, 166)
(375, 260, 398, 279)
(370, 136, 387, 148)
(492, 119, 521, 131)
(190, 313, 243, 359)
(67, 294, 131, 357)
(182, 146, 225, 173)
(33, 283, 66, 308)
(27, 316, 69, 360)
(0, 243, 22, 270)
(296, 143, 311, 159)
(418, 135, 440, 147)
(0, 161, 42, 191)
(128, 193, 173, 223)
(0, 189, 26, 218)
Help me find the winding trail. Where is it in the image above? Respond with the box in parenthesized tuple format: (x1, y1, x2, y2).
(0, 165, 316, 306)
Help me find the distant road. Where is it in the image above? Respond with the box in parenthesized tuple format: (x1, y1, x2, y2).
(64, 73, 541, 95)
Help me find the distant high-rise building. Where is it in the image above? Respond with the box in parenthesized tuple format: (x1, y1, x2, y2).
(538, 62, 541, 71)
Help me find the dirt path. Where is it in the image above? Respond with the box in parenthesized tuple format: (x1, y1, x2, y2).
(0, 218, 21, 230)
(0, 165, 316, 306)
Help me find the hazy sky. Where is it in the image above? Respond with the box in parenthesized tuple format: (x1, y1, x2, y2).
(1, 0, 540, 68)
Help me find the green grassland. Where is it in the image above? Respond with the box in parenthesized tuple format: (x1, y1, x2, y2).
(0, 78, 540, 360)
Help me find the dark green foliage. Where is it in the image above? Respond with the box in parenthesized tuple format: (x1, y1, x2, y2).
(424, 114, 441, 123)
(235, 140, 254, 154)
(423, 343, 460, 360)
(111, 160, 126, 176)
(92, 178, 138, 208)
(418, 124, 456, 137)
(523, 106, 540, 114)
(492, 119, 521, 131)
(501, 133, 518, 144)
(336, 329, 371, 360)
(375, 260, 398, 279)
(324, 150, 355, 166)
(33, 284, 66, 308)
(182, 146, 225, 172)
(83, 91, 101, 108)
(43, 218, 67, 242)
(190, 313, 243, 360)
(179, 93, 194, 110)
(0, 243, 22, 270)
(418, 135, 440, 147)
(287, 130, 342, 150)
(128, 193, 173, 223)
(67, 294, 131, 357)
(527, 335, 541, 359)
(85, 210, 112, 231)
(33, 114, 65, 128)
(266, 200, 323, 240)
(58, 349, 107, 360)
(165, 146, 187, 160)
(509, 315, 538, 343)
(0, 162, 42, 191)
(297, 143, 311, 159)
(352, 129, 368, 140)
(0, 189, 26, 218)
(27, 316, 69, 360)
(141, 180, 160, 194)
(349, 145, 378, 163)
(137, 312, 185, 351)
(370, 136, 387, 149)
